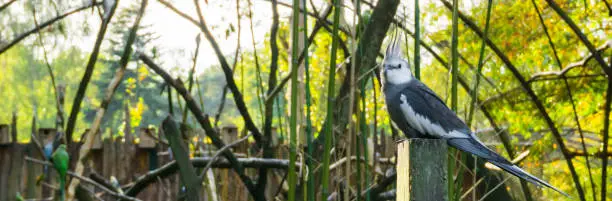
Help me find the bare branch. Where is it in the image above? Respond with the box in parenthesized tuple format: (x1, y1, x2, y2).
(545, 0, 611, 74)
(138, 53, 259, 198)
(0, 2, 100, 55)
(25, 156, 141, 201)
(199, 134, 252, 180)
(64, 0, 118, 144)
(530, 41, 611, 81)
(257, 0, 281, 194)
(124, 157, 293, 198)
(439, 0, 586, 199)
(0, 0, 17, 13)
(158, 0, 263, 144)
(67, 0, 145, 199)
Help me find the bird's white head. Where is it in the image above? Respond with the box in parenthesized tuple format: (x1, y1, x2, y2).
(381, 33, 412, 86)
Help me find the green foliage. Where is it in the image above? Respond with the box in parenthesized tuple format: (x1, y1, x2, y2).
(0, 0, 610, 200)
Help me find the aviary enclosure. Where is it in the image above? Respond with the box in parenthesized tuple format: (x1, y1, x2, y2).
(0, 0, 609, 200)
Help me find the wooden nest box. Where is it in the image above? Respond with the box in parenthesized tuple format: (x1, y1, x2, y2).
(38, 128, 57, 145)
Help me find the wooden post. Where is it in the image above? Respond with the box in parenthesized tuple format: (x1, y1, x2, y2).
(397, 139, 448, 201)
(220, 125, 237, 201)
(0, 124, 9, 144)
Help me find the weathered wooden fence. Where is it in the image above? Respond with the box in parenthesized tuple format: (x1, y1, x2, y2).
(0, 123, 399, 201)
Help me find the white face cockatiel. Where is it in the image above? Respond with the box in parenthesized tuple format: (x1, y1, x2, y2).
(380, 33, 567, 196)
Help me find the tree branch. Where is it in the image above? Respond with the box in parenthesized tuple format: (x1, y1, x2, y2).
(198, 134, 252, 180)
(124, 157, 292, 198)
(158, 0, 263, 144)
(531, 1, 597, 200)
(64, 0, 118, 145)
(67, 0, 146, 199)
(0, 2, 100, 55)
(24, 156, 141, 201)
(439, 0, 585, 199)
(545, 0, 611, 74)
(138, 54, 260, 199)
(257, 0, 280, 195)
(0, 0, 17, 13)
(529, 41, 611, 81)
(482, 42, 611, 106)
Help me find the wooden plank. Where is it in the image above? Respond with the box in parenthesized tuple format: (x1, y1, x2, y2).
(26, 143, 43, 199)
(397, 139, 448, 201)
(102, 139, 113, 180)
(0, 145, 10, 200)
(7, 144, 24, 201)
(134, 148, 151, 201)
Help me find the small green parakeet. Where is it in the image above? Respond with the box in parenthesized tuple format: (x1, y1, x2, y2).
(15, 192, 24, 201)
(52, 144, 69, 201)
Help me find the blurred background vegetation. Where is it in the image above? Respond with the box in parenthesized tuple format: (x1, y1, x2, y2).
(0, 0, 610, 200)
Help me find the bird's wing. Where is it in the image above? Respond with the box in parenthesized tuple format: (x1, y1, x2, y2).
(52, 149, 69, 176)
(396, 80, 470, 138)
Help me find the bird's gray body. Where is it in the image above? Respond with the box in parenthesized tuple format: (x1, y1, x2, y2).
(384, 80, 468, 139)
(381, 33, 567, 196)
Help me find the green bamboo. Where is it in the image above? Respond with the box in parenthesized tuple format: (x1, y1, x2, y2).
(356, 121, 363, 201)
(449, 0, 460, 199)
(247, 0, 266, 126)
(302, 0, 315, 200)
(321, 0, 341, 199)
(276, 94, 285, 145)
(288, 0, 300, 200)
(195, 77, 205, 113)
(414, 0, 420, 80)
(450, 1, 459, 111)
(466, 0, 493, 127)
(359, 78, 370, 201)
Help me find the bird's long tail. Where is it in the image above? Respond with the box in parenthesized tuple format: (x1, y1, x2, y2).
(59, 179, 65, 201)
(447, 133, 568, 197)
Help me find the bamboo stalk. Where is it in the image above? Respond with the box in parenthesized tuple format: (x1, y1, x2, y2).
(301, 0, 315, 200)
(288, 0, 301, 200)
(321, 0, 342, 199)
(449, 0, 459, 199)
(414, 0, 420, 79)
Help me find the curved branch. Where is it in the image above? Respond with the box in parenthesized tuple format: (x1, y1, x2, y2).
(158, 0, 262, 144)
(545, 0, 611, 74)
(64, 0, 118, 143)
(440, 0, 585, 199)
(483, 42, 611, 106)
(138, 54, 259, 199)
(0, 0, 17, 13)
(257, 0, 280, 195)
(0, 2, 99, 55)
(530, 41, 611, 81)
(66, 0, 130, 199)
